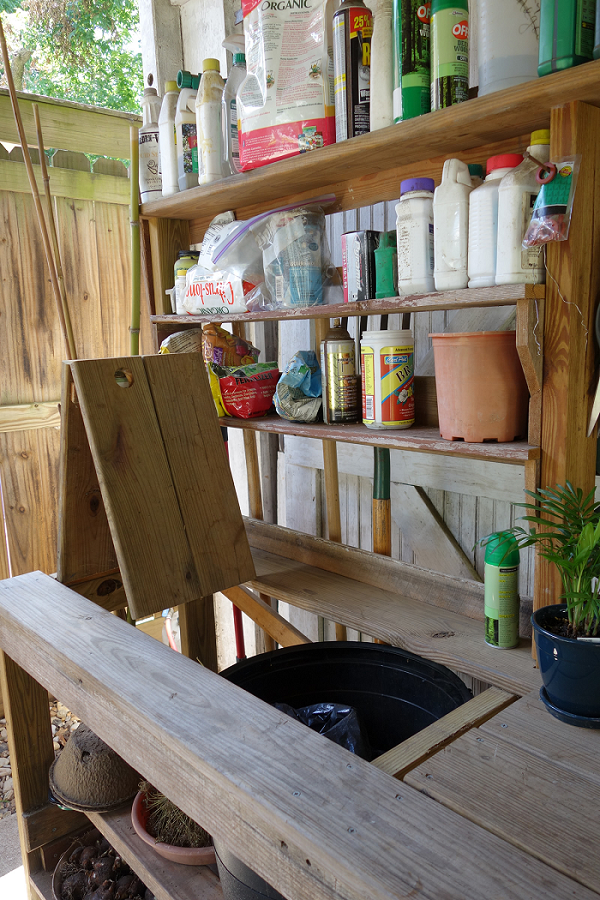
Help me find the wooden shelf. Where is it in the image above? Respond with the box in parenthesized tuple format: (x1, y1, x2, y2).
(85, 808, 222, 900)
(223, 417, 538, 465)
(151, 284, 543, 327)
(140, 60, 600, 236)
(30, 870, 53, 900)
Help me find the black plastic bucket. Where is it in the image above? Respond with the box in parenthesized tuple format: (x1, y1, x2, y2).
(215, 642, 472, 900)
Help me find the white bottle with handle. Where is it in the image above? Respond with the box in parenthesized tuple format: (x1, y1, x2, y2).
(223, 53, 246, 175)
(139, 87, 162, 204)
(175, 71, 200, 191)
(196, 58, 226, 185)
(433, 158, 472, 291)
(158, 81, 180, 197)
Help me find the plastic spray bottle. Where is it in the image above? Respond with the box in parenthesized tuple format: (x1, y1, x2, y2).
(175, 71, 200, 191)
(392, 0, 431, 122)
(430, 0, 469, 111)
(433, 158, 472, 291)
(196, 59, 226, 185)
(139, 87, 162, 204)
(158, 81, 180, 197)
(223, 53, 246, 175)
(333, 0, 373, 141)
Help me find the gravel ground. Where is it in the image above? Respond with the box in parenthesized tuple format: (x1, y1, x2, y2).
(0, 701, 81, 821)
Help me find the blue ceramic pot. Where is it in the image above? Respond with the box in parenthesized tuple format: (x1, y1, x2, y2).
(533, 604, 600, 718)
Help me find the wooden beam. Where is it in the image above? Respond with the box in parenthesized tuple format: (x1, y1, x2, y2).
(516, 293, 545, 447)
(177, 596, 219, 672)
(146, 217, 190, 317)
(0, 160, 130, 205)
(0, 401, 60, 434)
(222, 585, 311, 647)
(22, 803, 87, 853)
(372, 687, 516, 778)
(65, 572, 127, 612)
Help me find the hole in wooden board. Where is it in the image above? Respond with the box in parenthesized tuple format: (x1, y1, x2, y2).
(114, 369, 134, 389)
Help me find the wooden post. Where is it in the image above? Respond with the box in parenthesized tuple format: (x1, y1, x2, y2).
(536, 101, 600, 613)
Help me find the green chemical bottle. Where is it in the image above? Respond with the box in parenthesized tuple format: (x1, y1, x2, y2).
(538, 0, 596, 75)
(374, 231, 397, 298)
(484, 532, 520, 649)
(430, 0, 469, 111)
(392, 0, 431, 122)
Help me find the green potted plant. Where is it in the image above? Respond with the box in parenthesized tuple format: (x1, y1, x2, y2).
(488, 482, 600, 726)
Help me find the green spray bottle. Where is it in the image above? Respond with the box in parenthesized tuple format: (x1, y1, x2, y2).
(538, 0, 596, 75)
(392, 0, 431, 122)
(430, 0, 469, 111)
(484, 531, 520, 649)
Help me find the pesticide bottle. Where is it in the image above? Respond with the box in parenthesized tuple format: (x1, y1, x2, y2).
(139, 87, 162, 204)
(158, 81, 180, 197)
(433, 158, 472, 291)
(396, 177, 435, 295)
(374, 231, 397, 298)
(430, 0, 469, 111)
(467, 154, 523, 289)
(392, 0, 431, 122)
(484, 531, 520, 649)
(477, 0, 540, 96)
(196, 58, 225, 185)
(496, 130, 550, 285)
(333, 0, 373, 141)
(223, 53, 246, 175)
(320, 318, 360, 424)
(370, 0, 394, 130)
(175, 71, 200, 192)
(538, 0, 596, 75)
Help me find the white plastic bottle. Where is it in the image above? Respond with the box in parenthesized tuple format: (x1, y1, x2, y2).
(175, 71, 200, 191)
(196, 59, 225, 185)
(467, 154, 523, 289)
(223, 53, 246, 175)
(496, 130, 551, 285)
(139, 87, 162, 204)
(369, 0, 394, 131)
(158, 81, 180, 197)
(396, 177, 435, 295)
(433, 159, 472, 291)
(477, 0, 540, 96)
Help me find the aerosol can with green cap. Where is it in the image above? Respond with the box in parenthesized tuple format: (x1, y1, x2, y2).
(392, 0, 431, 122)
(430, 0, 469, 111)
(484, 531, 520, 649)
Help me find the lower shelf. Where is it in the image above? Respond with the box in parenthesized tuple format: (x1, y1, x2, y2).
(30, 870, 53, 900)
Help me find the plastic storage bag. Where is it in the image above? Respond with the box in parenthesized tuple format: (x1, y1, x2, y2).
(274, 350, 322, 422)
(522, 157, 580, 246)
(273, 702, 371, 759)
(208, 362, 279, 418)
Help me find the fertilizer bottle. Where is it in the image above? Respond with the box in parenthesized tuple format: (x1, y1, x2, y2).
(484, 531, 520, 649)
(392, 0, 431, 123)
(175, 71, 200, 191)
(433, 158, 472, 291)
(139, 87, 162, 204)
(538, 0, 596, 75)
(158, 81, 180, 197)
(477, 0, 540, 96)
(370, 0, 394, 130)
(467, 154, 523, 289)
(496, 130, 550, 285)
(430, 0, 469, 111)
(196, 58, 225, 185)
(333, 0, 373, 141)
(396, 177, 435, 295)
(223, 54, 246, 175)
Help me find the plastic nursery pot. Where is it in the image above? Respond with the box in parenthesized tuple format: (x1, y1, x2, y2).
(131, 791, 216, 866)
(533, 604, 600, 725)
(430, 330, 529, 443)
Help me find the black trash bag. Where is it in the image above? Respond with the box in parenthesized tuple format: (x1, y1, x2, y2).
(273, 701, 372, 759)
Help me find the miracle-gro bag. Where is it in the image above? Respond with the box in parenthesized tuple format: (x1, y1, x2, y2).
(237, 0, 336, 170)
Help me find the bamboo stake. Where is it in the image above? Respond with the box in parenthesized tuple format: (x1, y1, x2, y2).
(32, 103, 77, 359)
(130, 125, 141, 356)
(0, 18, 75, 360)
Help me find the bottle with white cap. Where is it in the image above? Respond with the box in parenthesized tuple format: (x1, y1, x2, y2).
(495, 130, 551, 285)
(196, 58, 226, 184)
(175, 71, 201, 191)
(396, 177, 435, 295)
(223, 53, 247, 175)
(467, 154, 523, 289)
(158, 81, 180, 197)
(139, 87, 162, 204)
(433, 158, 473, 291)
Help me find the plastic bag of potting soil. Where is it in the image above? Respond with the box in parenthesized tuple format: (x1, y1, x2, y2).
(273, 702, 371, 759)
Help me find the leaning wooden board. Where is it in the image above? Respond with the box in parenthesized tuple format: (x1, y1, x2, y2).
(0, 572, 595, 900)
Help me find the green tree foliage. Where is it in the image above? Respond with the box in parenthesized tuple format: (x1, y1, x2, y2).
(0, 0, 143, 113)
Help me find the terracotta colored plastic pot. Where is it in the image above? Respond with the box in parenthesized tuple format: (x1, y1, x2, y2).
(430, 330, 529, 442)
(131, 791, 216, 866)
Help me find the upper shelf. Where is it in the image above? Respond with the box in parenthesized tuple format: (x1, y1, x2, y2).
(140, 60, 600, 233)
(152, 284, 544, 326)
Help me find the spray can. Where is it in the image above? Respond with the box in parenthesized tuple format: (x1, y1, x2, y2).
(393, 0, 431, 123)
(430, 0, 469, 111)
(484, 531, 520, 649)
(320, 319, 360, 423)
(333, 0, 373, 141)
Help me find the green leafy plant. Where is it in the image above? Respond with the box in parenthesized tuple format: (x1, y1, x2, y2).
(488, 483, 600, 638)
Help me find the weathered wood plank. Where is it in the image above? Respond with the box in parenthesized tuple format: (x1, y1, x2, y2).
(222, 585, 311, 647)
(405, 726, 600, 893)
(0, 572, 589, 900)
(177, 597, 219, 673)
(66, 572, 126, 613)
(22, 803, 87, 853)
(372, 687, 516, 778)
(94, 203, 134, 358)
(147, 218, 190, 317)
(0, 159, 130, 204)
(0, 402, 60, 434)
